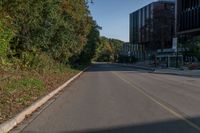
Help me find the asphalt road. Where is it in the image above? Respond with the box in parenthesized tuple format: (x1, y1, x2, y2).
(16, 63, 200, 133)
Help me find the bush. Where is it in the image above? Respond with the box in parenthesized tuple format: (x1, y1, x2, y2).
(0, 20, 14, 59)
(11, 51, 68, 73)
(117, 55, 138, 63)
(0, 19, 14, 70)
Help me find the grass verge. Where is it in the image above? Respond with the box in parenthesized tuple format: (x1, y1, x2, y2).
(0, 64, 82, 124)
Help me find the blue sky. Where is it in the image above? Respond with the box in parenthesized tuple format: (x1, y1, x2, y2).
(89, 0, 155, 42)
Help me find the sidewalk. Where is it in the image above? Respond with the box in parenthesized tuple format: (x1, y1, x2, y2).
(114, 63, 200, 77)
(154, 69, 200, 77)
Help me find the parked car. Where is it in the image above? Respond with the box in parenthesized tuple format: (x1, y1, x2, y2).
(188, 63, 200, 70)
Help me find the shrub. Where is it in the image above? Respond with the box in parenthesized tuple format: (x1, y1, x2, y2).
(0, 20, 14, 59)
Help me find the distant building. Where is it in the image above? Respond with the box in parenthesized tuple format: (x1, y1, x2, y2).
(121, 42, 131, 56)
(177, 0, 200, 36)
(129, 0, 175, 61)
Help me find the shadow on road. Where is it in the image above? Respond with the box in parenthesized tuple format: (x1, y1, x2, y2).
(24, 116, 200, 133)
(86, 63, 200, 78)
(86, 63, 152, 73)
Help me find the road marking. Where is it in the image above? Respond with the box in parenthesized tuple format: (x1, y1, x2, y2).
(112, 71, 200, 132)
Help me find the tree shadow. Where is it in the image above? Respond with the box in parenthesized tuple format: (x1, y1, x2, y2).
(24, 116, 200, 133)
(86, 63, 200, 78)
(66, 117, 200, 133)
(86, 63, 153, 73)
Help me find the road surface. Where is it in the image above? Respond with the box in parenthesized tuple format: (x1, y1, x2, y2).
(15, 63, 200, 133)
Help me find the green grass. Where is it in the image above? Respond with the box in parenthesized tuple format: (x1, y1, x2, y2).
(0, 76, 44, 122)
(6, 78, 45, 94)
(2, 77, 46, 107)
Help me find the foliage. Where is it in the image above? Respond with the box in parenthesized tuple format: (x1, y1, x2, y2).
(94, 36, 124, 62)
(118, 55, 138, 63)
(0, 0, 100, 68)
(182, 36, 200, 61)
(0, 18, 14, 63)
(73, 21, 100, 65)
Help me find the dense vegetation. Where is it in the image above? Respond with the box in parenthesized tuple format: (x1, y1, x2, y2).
(0, 0, 100, 70)
(94, 37, 124, 62)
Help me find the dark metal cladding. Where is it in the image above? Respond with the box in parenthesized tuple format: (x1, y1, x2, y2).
(177, 0, 200, 35)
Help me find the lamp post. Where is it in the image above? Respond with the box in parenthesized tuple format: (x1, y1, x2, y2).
(176, 40, 179, 68)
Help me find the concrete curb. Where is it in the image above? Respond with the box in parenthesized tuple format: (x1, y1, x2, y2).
(0, 66, 89, 133)
(153, 71, 200, 77)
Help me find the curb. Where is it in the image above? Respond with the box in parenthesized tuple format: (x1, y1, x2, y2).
(153, 72, 200, 77)
(0, 66, 89, 133)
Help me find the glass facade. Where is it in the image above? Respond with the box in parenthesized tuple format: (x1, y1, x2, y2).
(129, 11, 139, 44)
(130, 2, 174, 45)
(129, 1, 175, 60)
(177, 0, 200, 34)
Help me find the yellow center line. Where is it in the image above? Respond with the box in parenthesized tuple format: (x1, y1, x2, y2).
(112, 71, 200, 132)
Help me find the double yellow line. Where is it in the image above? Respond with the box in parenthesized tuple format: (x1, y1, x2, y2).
(112, 71, 200, 132)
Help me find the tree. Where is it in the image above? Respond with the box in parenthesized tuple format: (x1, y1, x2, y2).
(70, 20, 101, 65)
(182, 36, 200, 61)
(0, 18, 14, 65)
(94, 37, 124, 62)
(0, 0, 101, 68)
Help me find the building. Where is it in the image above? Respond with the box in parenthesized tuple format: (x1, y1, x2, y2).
(121, 42, 131, 57)
(129, 0, 175, 61)
(176, 0, 200, 63)
(177, 0, 200, 36)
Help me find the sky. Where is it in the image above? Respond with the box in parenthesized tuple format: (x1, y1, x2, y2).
(89, 0, 156, 42)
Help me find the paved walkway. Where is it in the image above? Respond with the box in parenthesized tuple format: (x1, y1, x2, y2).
(154, 69, 200, 76)
(115, 63, 200, 77)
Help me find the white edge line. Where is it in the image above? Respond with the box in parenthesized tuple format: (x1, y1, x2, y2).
(0, 66, 89, 133)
